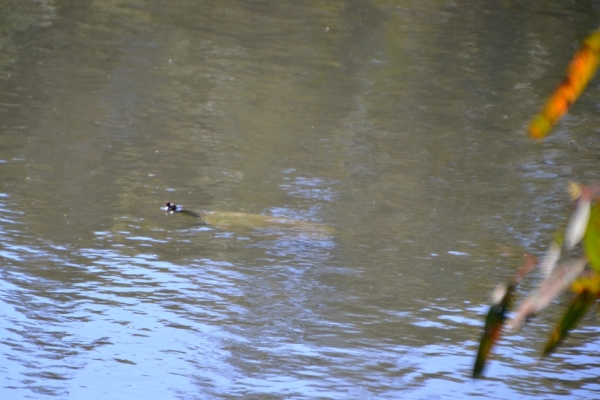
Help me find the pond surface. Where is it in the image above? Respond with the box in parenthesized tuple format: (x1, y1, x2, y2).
(2, 0, 600, 398)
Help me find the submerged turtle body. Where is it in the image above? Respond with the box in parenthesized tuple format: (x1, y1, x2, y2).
(163, 202, 335, 238)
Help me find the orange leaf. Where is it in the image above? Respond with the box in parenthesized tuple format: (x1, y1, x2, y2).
(528, 30, 600, 140)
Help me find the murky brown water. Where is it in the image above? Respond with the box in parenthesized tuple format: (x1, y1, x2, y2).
(2, 0, 600, 398)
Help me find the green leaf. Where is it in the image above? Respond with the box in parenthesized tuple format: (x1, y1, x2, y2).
(473, 284, 515, 379)
(542, 289, 596, 358)
(584, 202, 600, 272)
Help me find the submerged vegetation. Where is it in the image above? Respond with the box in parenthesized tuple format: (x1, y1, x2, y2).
(474, 29, 600, 378)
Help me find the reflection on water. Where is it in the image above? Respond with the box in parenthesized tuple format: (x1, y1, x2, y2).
(1, 0, 600, 398)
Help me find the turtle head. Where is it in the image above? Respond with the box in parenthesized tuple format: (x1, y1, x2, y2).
(164, 202, 179, 214)
(163, 202, 203, 219)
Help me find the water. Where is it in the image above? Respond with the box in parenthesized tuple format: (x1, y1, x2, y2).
(1, 0, 600, 398)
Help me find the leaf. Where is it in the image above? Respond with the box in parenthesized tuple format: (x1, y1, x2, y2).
(584, 201, 600, 272)
(571, 270, 600, 294)
(542, 288, 596, 357)
(528, 29, 600, 140)
(564, 195, 591, 250)
(513, 254, 538, 283)
(508, 258, 588, 332)
(473, 284, 515, 379)
(538, 234, 562, 279)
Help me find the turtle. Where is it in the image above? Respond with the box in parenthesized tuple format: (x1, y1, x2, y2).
(163, 202, 335, 238)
